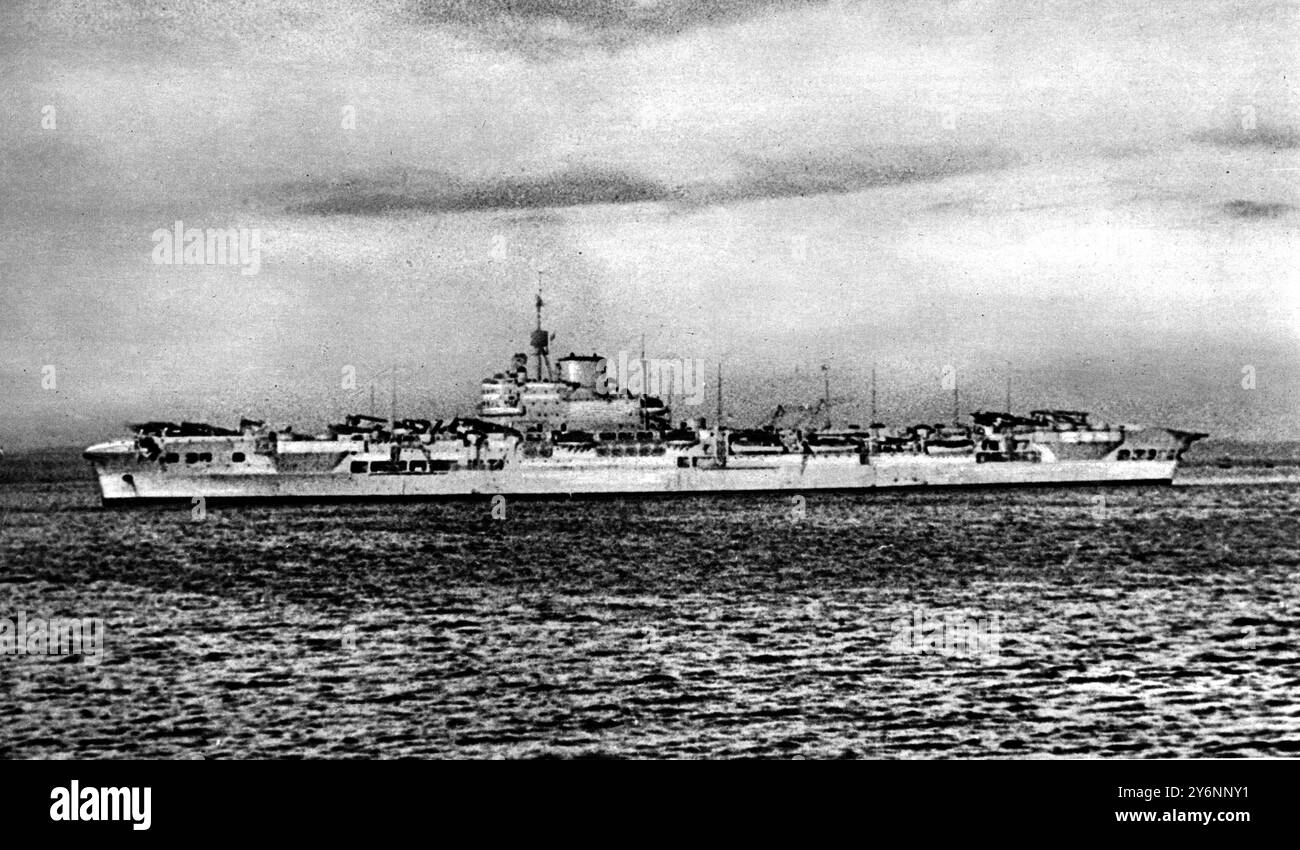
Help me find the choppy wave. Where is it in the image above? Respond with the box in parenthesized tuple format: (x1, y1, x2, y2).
(1, 469, 1297, 758)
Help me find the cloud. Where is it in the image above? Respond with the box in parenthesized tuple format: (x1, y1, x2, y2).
(1193, 126, 1300, 151)
(284, 166, 670, 215)
(1222, 200, 1293, 219)
(700, 145, 1017, 205)
(280, 145, 1016, 215)
(409, 0, 822, 51)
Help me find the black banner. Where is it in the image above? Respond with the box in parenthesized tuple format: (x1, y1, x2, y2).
(0, 759, 1285, 840)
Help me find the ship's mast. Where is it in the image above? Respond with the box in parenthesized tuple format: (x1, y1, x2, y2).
(715, 362, 726, 466)
(1005, 363, 1012, 414)
(952, 367, 960, 426)
(531, 283, 552, 382)
(821, 364, 832, 430)
(869, 362, 878, 461)
(870, 362, 878, 425)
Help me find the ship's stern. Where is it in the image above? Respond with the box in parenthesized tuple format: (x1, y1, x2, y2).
(83, 440, 142, 503)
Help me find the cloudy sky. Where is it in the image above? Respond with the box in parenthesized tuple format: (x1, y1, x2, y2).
(1, 0, 1296, 448)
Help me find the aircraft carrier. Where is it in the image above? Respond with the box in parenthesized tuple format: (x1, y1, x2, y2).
(83, 297, 1206, 506)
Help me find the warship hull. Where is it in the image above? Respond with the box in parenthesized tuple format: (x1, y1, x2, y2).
(91, 455, 1179, 507)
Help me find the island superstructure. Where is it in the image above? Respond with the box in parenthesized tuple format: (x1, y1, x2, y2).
(83, 297, 1206, 506)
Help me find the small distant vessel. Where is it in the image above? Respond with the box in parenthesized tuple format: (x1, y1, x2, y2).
(84, 298, 1206, 506)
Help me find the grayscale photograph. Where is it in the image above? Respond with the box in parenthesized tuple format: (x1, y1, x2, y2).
(1, 0, 1296, 775)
